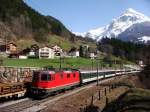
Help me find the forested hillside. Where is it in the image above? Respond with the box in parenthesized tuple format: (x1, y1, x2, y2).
(97, 38, 150, 63)
(0, 0, 91, 45)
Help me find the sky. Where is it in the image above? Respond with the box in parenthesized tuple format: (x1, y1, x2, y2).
(24, 0, 150, 33)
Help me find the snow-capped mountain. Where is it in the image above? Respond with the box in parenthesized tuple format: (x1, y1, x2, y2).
(118, 21, 150, 43)
(74, 8, 150, 43)
(72, 32, 87, 37)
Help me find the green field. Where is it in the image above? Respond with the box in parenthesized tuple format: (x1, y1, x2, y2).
(3, 58, 122, 69)
(3, 58, 94, 68)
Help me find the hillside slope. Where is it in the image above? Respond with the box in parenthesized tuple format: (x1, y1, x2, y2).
(0, 0, 84, 46)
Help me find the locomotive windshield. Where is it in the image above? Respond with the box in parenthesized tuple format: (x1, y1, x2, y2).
(33, 72, 51, 82)
(41, 73, 51, 81)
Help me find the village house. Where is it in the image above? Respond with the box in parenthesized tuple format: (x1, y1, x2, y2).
(6, 42, 17, 54)
(0, 41, 19, 58)
(137, 60, 144, 67)
(52, 45, 63, 56)
(6, 42, 19, 58)
(68, 48, 80, 58)
(87, 46, 97, 59)
(29, 44, 39, 57)
(39, 46, 54, 59)
(29, 50, 35, 56)
(89, 53, 96, 59)
(69, 50, 79, 58)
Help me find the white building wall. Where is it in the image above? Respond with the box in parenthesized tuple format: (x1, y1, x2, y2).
(29, 51, 35, 56)
(39, 47, 54, 59)
(69, 51, 79, 57)
(90, 53, 96, 59)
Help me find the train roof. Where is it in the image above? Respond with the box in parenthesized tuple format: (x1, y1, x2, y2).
(80, 69, 123, 73)
(33, 68, 79, 74)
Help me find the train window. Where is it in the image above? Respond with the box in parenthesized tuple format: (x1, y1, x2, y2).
(60, 73, 63, 79)
(47, 74, 51, 80)
(67, 74, 70, 78)
(73, 73, 76, 78)
(51, 75, 55, 80)
(41, 74, 51, 81)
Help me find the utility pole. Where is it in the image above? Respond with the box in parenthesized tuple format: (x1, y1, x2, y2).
(5, 34, 7, 53)
(97, 58, 99, 86)
(60, 55, 62, 70)
(114, 59, 117, 77)
(5, 32, 10, 53)
(147, 56, 150, 65)
(91, 58, 94, 70)
(60, 53, 65, 70)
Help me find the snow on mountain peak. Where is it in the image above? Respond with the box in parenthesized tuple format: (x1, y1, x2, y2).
(126, 8, 137, 13)
(73, 32, 86, 37)
(74, 8, 150, 42)
(120, 8, 150, 22)
(106, 8, 150, 37)
(124, 8, 143, 15)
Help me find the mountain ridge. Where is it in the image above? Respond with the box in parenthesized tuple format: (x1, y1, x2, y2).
(74, 8, 150, 43)
(0, 0, 88, 47)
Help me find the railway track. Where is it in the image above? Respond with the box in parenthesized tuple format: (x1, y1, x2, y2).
(0, 77, 117, 112)
(0, 70, 140, 112)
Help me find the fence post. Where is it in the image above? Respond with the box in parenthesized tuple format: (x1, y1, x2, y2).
(111, 85, 113, 90)
(109, 86, 111, 93)
(80, 107, 84, 112)
(104, 88, 107, 96)
(106, 97, 108, 106)
(91, 95, 94, 105)
(99, 90, 101, 100)
(80, 105, 84, 112)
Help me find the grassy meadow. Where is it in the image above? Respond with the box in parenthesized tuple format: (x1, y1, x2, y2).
(3, 57, 123, 69)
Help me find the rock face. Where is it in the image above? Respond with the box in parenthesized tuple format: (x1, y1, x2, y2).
(75, 8, 150, 43)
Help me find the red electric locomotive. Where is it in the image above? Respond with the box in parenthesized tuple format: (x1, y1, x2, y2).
(31, 68, 80, 97)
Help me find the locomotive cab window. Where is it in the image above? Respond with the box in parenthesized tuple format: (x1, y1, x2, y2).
(41, 74, 51, 81)
(67, 74, 70, 78)
(60, 73, 63, 79)
(73, 73, 76, 78)
(51, 74, 55, 80)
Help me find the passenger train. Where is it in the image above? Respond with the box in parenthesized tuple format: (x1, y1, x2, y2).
(31, 68, 139, 98)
